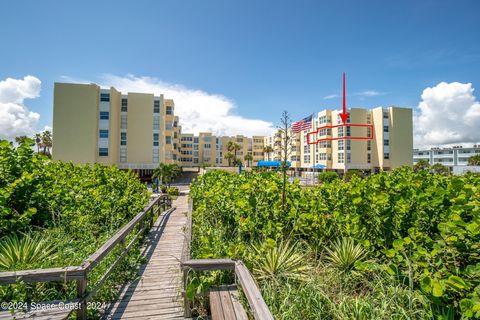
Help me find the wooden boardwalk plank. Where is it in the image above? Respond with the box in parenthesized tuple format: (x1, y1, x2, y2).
(104, 187, 189, 319)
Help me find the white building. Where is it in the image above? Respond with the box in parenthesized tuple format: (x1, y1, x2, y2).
(413, 145, 480, 167)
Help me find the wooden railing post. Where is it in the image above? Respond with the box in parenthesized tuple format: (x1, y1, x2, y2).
(76, 274, 87, 320)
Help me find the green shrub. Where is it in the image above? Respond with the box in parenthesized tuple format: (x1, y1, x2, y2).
(324, 238, 367, 273)
(318, 171, 339, 183)
(0, 140, 149, 306)
(167, 186, 180, 196)
(190, 168, 480, 319)
(0, 233, 57, 271)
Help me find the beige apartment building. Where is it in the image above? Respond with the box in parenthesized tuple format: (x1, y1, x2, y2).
(264, 106, 412, 172)
(179, 133, 265, 167)
(53, 83, 181, 177)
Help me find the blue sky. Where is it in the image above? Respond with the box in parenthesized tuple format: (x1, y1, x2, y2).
(1, 0, 479, 145)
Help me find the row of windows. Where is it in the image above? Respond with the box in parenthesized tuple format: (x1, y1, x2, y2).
(121, 132, 127, 146)
(181, 136, 193, 142)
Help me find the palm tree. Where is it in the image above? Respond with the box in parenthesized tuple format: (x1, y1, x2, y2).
(468, 155, 480, 166)
(153, 163, 182, 188)
(34, 133, 42, 152)
(227, 141, 241, 165)
(430, 163, 450, 176)
(41, 130, 53, 156)
(14, 136, 28, 145)
(224, 152, 235, 167)
(244, 153, 253, 167)
(413, 159, 429, 172)
(263, 146, 274, 161)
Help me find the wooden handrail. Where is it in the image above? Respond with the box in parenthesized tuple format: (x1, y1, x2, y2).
(0, 193, 172, 320)
(181, 259, 274, 320)
(181, 198, 274, 320)
(181, 259, 236, 271)
(0, 266, 85, 285)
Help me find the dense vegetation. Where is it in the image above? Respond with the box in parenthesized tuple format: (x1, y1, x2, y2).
(190, 169, 480, 319)
(0, 140, 149, 313)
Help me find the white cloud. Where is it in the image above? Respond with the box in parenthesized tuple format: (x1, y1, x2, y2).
(414, 82, 480, 148)
(353, 90, 386, 97)
(323, 94, 339, 100)
(99, 74, 275, 136)
(0, 76, 41, 141)
(323, 90, 386, 100)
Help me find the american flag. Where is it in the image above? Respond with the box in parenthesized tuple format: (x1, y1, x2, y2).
(291, 114, 313, 133)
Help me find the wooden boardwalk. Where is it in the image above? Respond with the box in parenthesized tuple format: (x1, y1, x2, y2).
(104, 187, 189, 319)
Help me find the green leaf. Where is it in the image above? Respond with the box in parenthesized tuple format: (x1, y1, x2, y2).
(393, 239, 404, 251)
(432, 279, 444, 297)
(446, 275, 467, 291)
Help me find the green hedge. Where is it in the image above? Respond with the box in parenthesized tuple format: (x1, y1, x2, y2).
(190, 168, 480, 318)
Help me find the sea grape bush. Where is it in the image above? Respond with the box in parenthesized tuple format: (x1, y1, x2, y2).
(0, 140, 149, 306)
(190, 168, 480, 318)
(0, 140, 148, 244)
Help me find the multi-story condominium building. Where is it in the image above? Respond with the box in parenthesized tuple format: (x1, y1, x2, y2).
(53, 83, 181, 177)
(413, 145, 480, 167)
(264, 106, 413, 172)
(179, 133, 265, 167)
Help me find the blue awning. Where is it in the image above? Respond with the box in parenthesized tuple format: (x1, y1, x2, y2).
(312, 164, 326, 169)
(257, 160, 291, 167)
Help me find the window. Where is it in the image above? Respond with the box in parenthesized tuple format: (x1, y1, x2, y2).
(100, 111, 109, 120)
(338, 127, 344, 137)
(121, 115, 127, 129)
(194, 137, 199, 143)
(120, 149, 126, 162)
(165, 122, 173, 130)
(193, 144, 198, 150)
(303, 145, 310, 153)
(99, 130, 109, 138)
(367, 127, 372, 138)
(384, 139, 389, 146)
(166, 136, 172, 144)
(154, 100, 160, 113)
(319, 141, 331, 148)
(153, 117, 160, 130)
(367, 153, 371, 163)
(383, 112, 389, 119)
(383, 125, 389, 132)
(367, 140, 371, 151)
(338, 140, 344, 151)
(346, 139, 351, 150)
(346, 153, 351, 163)
(338, 153, 344, 163)
(346, 127, 351, 136)
(166, 106, 173, 115)
(153, 133, 159, 146)
(121, 99, 128, 112)
(384, 152, 390, 159)
(100, 93, 110, 102)
(99, 148, 108, 156)
(204, 143, 211, 149)
(121, 132, 127, 146)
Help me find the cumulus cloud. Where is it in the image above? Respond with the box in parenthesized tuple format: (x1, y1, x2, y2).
(414, 82, 480, 148)
(99, 74, 275, 136)
(0, 76, 41, 141)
